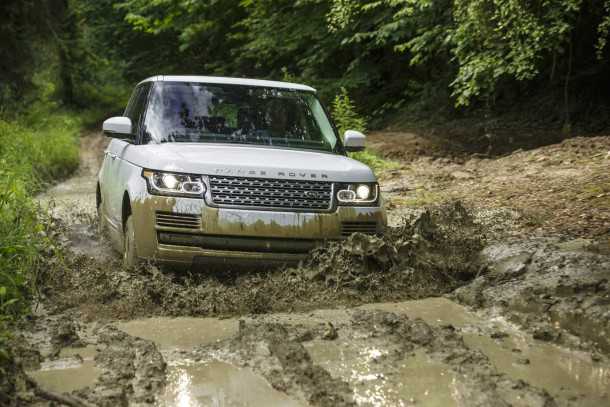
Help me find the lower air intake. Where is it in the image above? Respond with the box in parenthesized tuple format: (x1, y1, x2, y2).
(340, 221, 380, 237)
(155, 212, 201, 230)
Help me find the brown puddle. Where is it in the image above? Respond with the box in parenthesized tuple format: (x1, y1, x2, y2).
(115, 299, 609, 406)
(360, 297, 479, 328)
(464, 332, 610, 407)
(117, 318, 307, 406)
(305, 341, 459, 406)
(159, 360, 306, 407)
(28, 346, 100, 393)
(28, 299, 610, 405)
(365, 299, 610, 406)
(115, 317, 239, 350)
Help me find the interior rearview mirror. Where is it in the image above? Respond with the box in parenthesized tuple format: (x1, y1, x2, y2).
(343, 130, 366, 152)
(103, 117, 133, 139)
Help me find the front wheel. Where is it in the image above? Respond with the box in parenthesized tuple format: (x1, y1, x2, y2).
(123, 215, 139, 268)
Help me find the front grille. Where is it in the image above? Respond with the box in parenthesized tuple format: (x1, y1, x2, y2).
(155, 212, 201, 229)
(208, 176, 333, 211)
(341, 221, 379, 237)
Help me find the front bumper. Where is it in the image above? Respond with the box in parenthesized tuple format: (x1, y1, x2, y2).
(131, 192, 386, 266)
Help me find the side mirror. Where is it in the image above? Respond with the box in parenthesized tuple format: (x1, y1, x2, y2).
(103, 117, 133, 139)
(344, 130, 366, 152)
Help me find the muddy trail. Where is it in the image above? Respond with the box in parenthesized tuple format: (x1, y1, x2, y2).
(5, 131, 610, 406)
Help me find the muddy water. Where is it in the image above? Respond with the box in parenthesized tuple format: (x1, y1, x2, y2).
(29, 298, 608, 405)
(159, 360, 306, 407)
(29, 359, 99, 393)
(116, 317, 239, 350)
(116, 317, 307, 406)
(109, 298, 608, 406)
(306, 342, 458, 406)
(29, 132, 610, 406)
(362, 297, 480, 327)
(28, 346, 100, 393)
(464, 332, 610, 407)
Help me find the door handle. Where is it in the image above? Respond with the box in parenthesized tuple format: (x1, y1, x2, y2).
(109, 153, 118, 160)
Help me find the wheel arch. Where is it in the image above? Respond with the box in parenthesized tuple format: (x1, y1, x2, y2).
(96, 182, 102, 209)
(121, 191, 132, 233)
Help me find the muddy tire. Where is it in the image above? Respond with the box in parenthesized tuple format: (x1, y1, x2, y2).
(123, 215, 139, 268)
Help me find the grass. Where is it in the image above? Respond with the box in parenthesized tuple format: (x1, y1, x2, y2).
(389, 188, 443, 208)
(0, 107, 81, 336)
(350, 149, 400, 175)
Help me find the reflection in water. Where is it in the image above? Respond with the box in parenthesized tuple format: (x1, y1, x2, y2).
(175, 368, 194, 407)
(116, 317, 239, 351)
(158, 360, 305, 407)
(307, 339, 458, 407)
(464, 333, 610, 407)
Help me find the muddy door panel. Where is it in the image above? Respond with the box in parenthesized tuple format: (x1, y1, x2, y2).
(106, 139, 130, 230)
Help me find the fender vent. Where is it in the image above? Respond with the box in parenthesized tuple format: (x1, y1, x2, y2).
(155, 212, 201, 230)
(341, 221, 379, 237)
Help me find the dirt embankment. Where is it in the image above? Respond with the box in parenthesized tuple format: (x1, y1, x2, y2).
(372, 132, 610, 239)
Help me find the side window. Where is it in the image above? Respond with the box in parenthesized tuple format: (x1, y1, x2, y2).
(123, 87, 141, 119)
(124, 84, 150, 140)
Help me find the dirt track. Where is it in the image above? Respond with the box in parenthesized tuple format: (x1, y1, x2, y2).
(6, 131, 610, 406)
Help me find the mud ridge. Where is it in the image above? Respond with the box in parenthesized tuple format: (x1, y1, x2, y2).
(73, 325, 166, 406)
(236, 322, 356, 406)
(452, 238, 610, 353)
(350, 310, 556, 407)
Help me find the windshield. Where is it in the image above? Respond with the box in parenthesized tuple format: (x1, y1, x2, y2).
(142, 82, 340, 152)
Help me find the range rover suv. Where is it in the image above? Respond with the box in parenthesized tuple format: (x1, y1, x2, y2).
(98, 76, 386, 267)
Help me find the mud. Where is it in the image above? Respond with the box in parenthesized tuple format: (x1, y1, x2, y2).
(42, 201, 484, 323)
(452, 238, 610, 353)
(99, 299, 609, 406)
(10, 130, 610, 406)
(178, 305, 610, 406)
(15, 294, 610, 406)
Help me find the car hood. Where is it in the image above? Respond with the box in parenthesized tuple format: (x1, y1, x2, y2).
(124, 143, 376, 183)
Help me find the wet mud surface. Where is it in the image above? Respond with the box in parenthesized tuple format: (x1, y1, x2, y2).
(6, 131, 610, 406)
(453, 238, 610, 353)
(43, 201, 484, 322)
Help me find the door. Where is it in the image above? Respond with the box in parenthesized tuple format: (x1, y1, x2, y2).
(105, 83, 151, 232)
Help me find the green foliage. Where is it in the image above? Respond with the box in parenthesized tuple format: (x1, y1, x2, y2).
(349, 149, 400, 173)
(0, 110, 80, 324)
(332, 87, 367, 135)
(5, 0, 610, 119)
(597, 0, 610, 59)
(332, 87, 398, 173)
(449, 0, 582, 105)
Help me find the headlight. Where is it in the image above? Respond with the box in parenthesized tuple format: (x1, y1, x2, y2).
(336, 183, 379, 205)
(142, 170, 206, 197)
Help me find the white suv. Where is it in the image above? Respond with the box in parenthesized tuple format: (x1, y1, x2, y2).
(98, 76, 386, 267)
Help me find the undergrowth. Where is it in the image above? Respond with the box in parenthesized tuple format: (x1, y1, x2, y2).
(0, 107, 81, 356)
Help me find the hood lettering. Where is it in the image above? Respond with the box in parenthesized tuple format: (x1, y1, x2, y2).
(214, 168, 328, 179)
